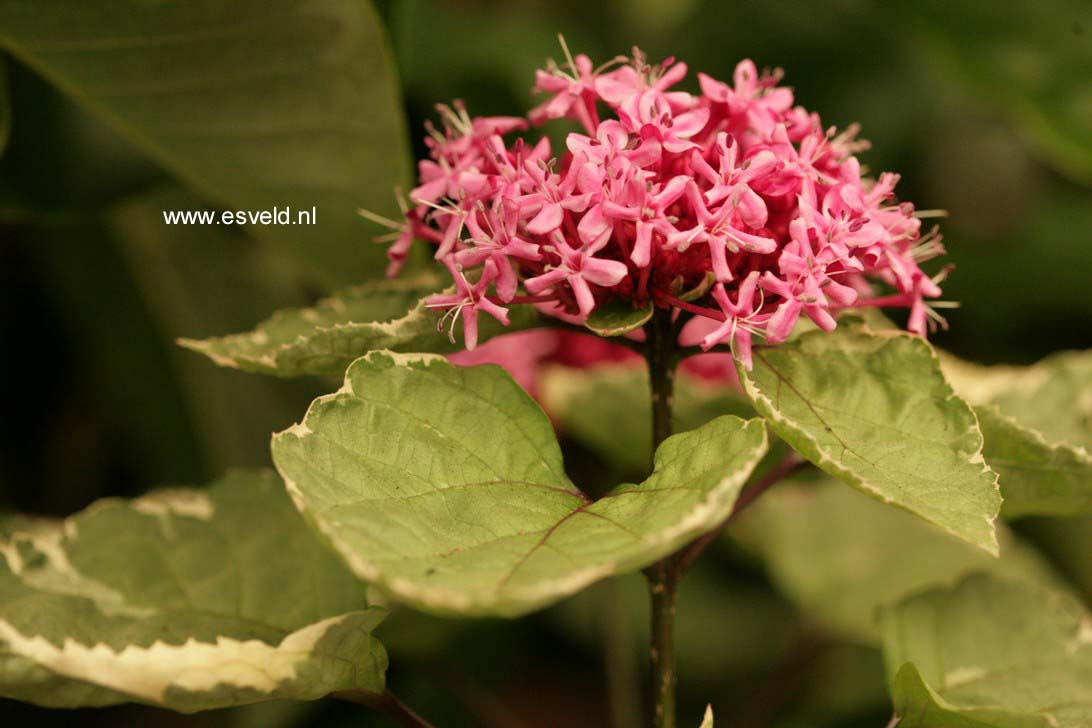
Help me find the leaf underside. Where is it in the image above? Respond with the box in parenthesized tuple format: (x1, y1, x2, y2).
(272, 351, 769, 617)
(0, 470, 386, 711)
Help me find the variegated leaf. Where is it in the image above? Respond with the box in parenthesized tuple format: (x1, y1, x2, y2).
(737, 323, 1002, 554)
(180, 273, 542, 377)
(0, 471, 385, 711)
(272, 352, 769, 617)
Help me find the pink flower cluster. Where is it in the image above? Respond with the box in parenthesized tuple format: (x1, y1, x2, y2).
(370, 44, 948, 367)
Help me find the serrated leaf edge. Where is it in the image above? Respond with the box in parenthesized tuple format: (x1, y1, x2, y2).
(274, 351, 769, 616)
(979, 403, 1092, 464)
(738, 327, 1002, 556)
(176, 274, 444, 373)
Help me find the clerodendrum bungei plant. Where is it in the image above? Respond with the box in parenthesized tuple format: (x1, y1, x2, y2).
(3, 40, 1092, 728)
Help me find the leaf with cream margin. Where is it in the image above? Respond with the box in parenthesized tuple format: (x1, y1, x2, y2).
(733, 477, 1065, 644)
(942, 350, 1092, 518)
(179, 273, 543, 377)
(942, 351, 1092, 449)
(272, 351, 769, 617)
(973, 407, 1092, 519)
(736, 323, 1001, 554)
(699, 705, 714, 727)
(0, 470, 386, 711)
(880, 574, 1092, 727)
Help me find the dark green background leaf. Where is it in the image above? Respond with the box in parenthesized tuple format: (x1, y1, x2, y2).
(901, 0, 1092, 184)
(0, 0, 411, 285)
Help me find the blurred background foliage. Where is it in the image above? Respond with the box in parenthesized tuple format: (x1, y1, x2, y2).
(0, 0, 1088, 726)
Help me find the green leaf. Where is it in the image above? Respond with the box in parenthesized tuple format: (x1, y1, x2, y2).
(272, 351, 769, 617)
(880, 575, 1092, 727)
(0, 470, 386, 711)
(975, 406, 1092, 519)
(901, 0, 1092, 184)
(737, 324, 1002, 554)
(942, 350, 1092, 450)
(539, 363, 756, 476)
(180, 275, 544, 377)
(109, 187, 320, 472)
(0, 0, 410, 285)
(584, 299, 654, 337)
(734, 477, 1065, 644)
(942, 351, 1092, 518)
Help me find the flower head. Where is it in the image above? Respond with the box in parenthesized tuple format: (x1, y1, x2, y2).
(365, 40, 950, 368)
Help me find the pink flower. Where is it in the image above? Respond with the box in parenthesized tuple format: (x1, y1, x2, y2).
(573, 155, 687, 267)
(365, 41, 949, 368)
(517, 157, 593, 235)
(596, 52, 693, 110)
(697, 272, 765, 366)
(665, 182, 777, 282)
(757, 218, 859, 343)
(524, 236, 628, 318)
(426, 258, 510, 351)
(530, 51, 601, 131)
(457, 197, 540, 301)
(690, 133, 775, 225)
(618, 90, 710, 153)
(699, 61, 795, 142)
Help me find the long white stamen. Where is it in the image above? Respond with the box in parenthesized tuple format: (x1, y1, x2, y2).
(357, 208, 404, 229)
(557, 34, 578, 78)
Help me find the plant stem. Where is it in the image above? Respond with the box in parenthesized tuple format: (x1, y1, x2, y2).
(647, 560, 679, 728)
(641, 310, 802, 728)
(646, 308, 676, 461)
(644, 308, 679, 728)
(332, 688, 437, 728)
